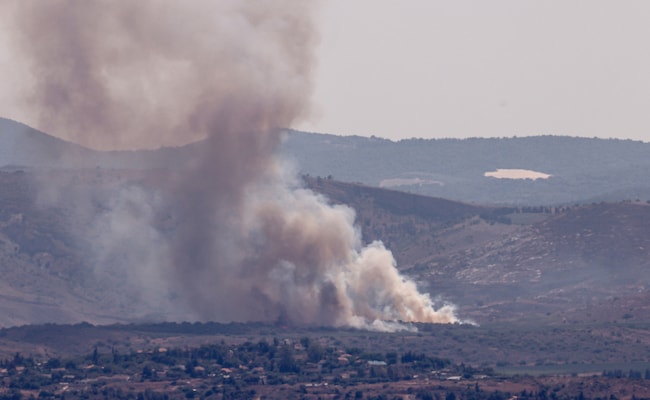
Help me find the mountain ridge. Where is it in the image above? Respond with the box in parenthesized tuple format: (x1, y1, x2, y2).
(0, 117, 198, 170)
(4, 116, 650, 206)
(1, 118, 649, 327)
(282, 130, 650, 205)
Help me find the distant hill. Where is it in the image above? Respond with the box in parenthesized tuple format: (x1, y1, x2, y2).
(0, 117, 94, 168)
(2, 117, 650, 327)
(301, 177, 650, 325)
(0, 166, 648, 326)
(4, 117, 650, 205)
(0, 117, 194, 170)
(282, 131, 650, 205)
(405, 200, 650, 324)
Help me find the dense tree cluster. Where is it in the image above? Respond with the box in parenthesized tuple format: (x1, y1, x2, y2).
(0, 337, 485, 399)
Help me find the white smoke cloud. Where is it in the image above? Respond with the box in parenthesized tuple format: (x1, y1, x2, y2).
(3, 0, 460, 330)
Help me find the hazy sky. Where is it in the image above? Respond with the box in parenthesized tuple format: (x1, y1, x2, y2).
(2, 1, 650, 143)
(299, 0, 650, 142)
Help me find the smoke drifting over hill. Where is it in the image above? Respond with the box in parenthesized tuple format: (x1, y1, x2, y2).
(3, 1, 457, 329)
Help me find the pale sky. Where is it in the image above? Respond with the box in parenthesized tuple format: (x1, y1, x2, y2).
(2, 1, 650, 143)
(299, 0, 650, 142)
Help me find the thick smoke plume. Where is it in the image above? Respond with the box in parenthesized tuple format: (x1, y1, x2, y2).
(4, 1, 458, 329)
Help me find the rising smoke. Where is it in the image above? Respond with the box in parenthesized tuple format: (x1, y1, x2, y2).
(3, 1, 458, 329)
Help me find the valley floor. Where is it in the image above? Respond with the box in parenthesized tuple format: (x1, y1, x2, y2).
(0, 321, 649, 399)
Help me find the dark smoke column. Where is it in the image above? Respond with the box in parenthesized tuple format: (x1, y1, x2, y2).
(4, 0, 458, 329)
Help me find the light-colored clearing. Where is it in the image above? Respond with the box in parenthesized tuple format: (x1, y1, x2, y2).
(379, 177, 445, 188)
(484, 169, 551, 180)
